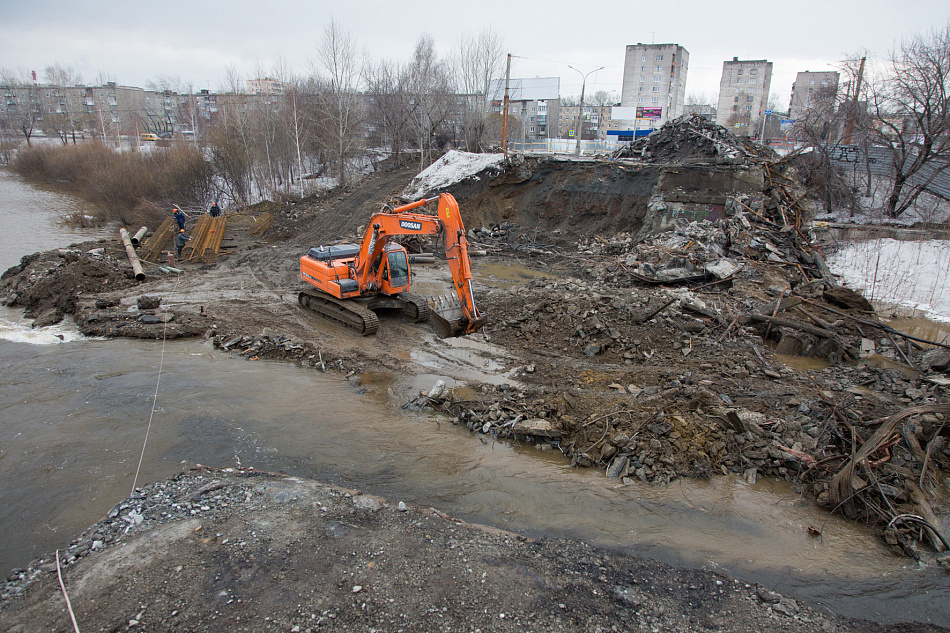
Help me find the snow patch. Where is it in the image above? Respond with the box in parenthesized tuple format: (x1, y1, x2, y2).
(827, 238, 950, 324)
(403, 151, 506, 199)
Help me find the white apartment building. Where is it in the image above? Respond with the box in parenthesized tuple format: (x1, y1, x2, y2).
(788, 71, 839, 120)
(488, 77, 560, 140)
(619, 43, 689, 127)
(715, 57, 773, 137)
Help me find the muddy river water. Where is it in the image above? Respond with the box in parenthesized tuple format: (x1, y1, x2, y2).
(0, 171, 947, 626)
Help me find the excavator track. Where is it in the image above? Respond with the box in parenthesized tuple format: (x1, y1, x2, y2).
(396, 293, 430, 322)
(298, 289, 379, 336)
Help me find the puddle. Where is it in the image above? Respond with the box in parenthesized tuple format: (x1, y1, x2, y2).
(773, 352, 831, 372)
(883, 311, 950, 345)
(409, 333, 520, 386)
(474, 260, 551, 290)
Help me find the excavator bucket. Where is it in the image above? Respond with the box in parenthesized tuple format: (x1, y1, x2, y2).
(427, 294, 486, 338)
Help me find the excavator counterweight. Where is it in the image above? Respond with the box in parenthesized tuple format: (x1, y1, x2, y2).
(298, 193, 485, 337)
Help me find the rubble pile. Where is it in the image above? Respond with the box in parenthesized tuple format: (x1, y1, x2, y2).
(612, 114, 776, 164)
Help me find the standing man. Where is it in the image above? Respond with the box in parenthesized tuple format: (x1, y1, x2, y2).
(176, 228, 190, 258)
(209, 201, 221, 218)
(173, 207, 186, 231)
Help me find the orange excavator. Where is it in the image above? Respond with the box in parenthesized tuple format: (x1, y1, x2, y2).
(298, 192, 486, 337)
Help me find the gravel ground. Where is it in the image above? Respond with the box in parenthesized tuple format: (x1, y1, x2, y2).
(3, 467, 943, 633)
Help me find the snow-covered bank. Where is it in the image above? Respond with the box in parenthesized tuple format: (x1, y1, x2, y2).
(403, 150, 506, 199)
(827, 238, 950, 324)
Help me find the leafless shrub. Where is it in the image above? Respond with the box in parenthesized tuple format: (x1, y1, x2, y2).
(11, 143, 213, 224)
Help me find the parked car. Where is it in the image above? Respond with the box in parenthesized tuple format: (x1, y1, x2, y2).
(140, 133, 158, 141)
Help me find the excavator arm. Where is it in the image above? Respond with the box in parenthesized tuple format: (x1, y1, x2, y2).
(352, 193, 485, 336)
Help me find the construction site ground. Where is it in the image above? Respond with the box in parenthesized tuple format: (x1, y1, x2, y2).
(2, 136, 949, 631)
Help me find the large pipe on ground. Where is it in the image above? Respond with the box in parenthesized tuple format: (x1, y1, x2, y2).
(130, 226, 148, 246)
(119, 228, 146, 281)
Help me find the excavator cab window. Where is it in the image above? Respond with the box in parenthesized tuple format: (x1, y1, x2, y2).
(388, 250, 409, 287)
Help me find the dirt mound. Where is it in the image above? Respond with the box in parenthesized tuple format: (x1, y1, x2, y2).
(0, 242, 138, 326)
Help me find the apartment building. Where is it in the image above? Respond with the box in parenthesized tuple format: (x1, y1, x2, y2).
(619, 43, 689, 126)
(557, 103, 612, 139)
(715, 57, 773, 137)
(788, 70, 839, 120)
(488, 77, 560, 140)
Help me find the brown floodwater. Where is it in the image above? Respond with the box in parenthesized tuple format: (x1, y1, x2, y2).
(0, 328, 947, 626)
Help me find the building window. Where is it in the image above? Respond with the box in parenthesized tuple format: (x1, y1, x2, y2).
(641, 66, 646, 72)
(652, 86, 660, 92)
(530, 126, 535, 132)
(750, 68, 758, 75)
(746, 105, 753, 110)
(639, 76, 644, 82)
(651, 97, 659, 103)
(746, 96, 754, 101)
(642, 55, 647, 61)
(734, 96, 739, 102)
(810, 80, 815, 84)
(531, 106, 535, 111)
(733, 105, 738, 111)
(638, 97, 644, 103)
(749, 78, 757, 83)
(738, 69, 743, 75)
(653, 75, 661, 82)
(655, 54, 663, 61)
(638, 87, 644, 93)
(655, 65, 662, 72)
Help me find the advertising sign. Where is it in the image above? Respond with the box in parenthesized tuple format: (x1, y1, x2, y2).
(636, 107, 662, 119)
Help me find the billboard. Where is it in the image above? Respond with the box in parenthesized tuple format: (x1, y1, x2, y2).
(636, 107, 662, 119)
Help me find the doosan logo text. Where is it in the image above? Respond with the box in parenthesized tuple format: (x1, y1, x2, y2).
(399, 220, 422, 230)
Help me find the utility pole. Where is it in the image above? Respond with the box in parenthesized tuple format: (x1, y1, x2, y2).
(842, 56, 866, 145)
(501, 53, 511, 155)
(569, 65, 604, 157)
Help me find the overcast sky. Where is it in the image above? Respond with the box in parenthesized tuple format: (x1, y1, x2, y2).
(1, 0, 947, 107)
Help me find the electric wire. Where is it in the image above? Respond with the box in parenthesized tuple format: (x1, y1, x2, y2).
(56, 549, 81, 633)
(130, 273, 178, 494)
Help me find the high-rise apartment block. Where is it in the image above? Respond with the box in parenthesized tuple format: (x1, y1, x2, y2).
(788, 71, 839, 120)
(715, 57, 772, 137)
(620, 43, 689, 127)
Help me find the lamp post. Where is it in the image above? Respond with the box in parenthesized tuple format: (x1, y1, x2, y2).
(568, 65, 604, 156)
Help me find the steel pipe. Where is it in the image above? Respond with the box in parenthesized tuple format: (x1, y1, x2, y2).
(119, 228, 146, 281)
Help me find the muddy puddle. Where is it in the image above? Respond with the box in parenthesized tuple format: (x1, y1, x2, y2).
(0, 328, 947, 624)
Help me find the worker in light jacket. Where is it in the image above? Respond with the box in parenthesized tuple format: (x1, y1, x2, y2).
(176, 228, 190, 257)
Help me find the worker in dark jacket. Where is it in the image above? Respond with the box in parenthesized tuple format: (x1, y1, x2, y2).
(209, 201, 221, 218)
(173, 207, 186, 231)
(176, 228, 190, 257)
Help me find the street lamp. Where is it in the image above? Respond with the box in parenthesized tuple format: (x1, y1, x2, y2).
(568, 65, 604, 156)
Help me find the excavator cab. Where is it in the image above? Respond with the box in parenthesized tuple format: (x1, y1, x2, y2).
(382, 246, 410, 291)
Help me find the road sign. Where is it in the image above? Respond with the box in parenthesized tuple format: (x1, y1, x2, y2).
(764, 110, 772, 115)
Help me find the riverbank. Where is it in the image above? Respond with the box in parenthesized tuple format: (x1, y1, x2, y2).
(1, 466, 937, 633)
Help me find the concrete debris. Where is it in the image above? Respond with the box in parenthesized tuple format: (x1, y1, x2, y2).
(612, 114, 776, 165)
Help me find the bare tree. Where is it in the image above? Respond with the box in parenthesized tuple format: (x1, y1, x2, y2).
(365, 59, 413, 166)
(44, 64, 86, 144)
(1, 67, 45, 146)
(408, 36, 455, 169)
(314, 19, 365, 187)
(864, 23, 950, 217)
(452, 28, 505, 152)
(590, 90, 616, 107)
